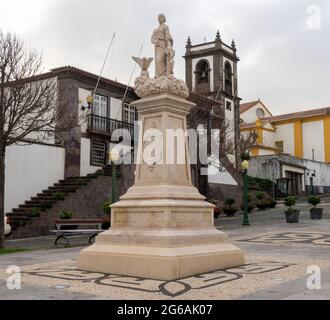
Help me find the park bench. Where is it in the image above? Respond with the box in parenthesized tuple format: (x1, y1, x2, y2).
(50, 219, 103, 245)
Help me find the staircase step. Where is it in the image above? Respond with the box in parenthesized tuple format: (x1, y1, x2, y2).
(38, 192, 66, 197)
(19, 204, 52, 210)
(46, 187, 77, 193)
(86, 174, 99, 179)
(7, 212, 30, 218)
(12, 208, 29, 214)
(8, 172, 102, 238)
(54, 182, 86, 188)
(25, 200, 55, 206)
(31, 196, 56, 201)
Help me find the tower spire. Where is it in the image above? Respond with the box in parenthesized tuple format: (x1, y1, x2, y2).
(215, 30, 221, 41)
(186, 36, 192, 48)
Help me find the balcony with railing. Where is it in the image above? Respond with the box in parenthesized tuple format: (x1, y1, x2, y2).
(86, 114, 134, 139)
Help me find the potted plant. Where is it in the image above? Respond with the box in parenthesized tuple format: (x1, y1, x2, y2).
(284, 196, 300, 223)
(101, 201, 112, 229)
(223, 198, 237, 217)
(308, 196, 323, 220)
(240, 194, 255, 213)
(59, 210, 76, 230)
(269, 199, 278, 209)
(28, 207, 41, 218)
(53, 192, 65, 201)
(59, 210, 74, 220)
(209, 199, 221, 218)
(255, 192, 268, 211)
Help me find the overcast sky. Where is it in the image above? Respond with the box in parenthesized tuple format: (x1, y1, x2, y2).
(1, 0, 329, 115)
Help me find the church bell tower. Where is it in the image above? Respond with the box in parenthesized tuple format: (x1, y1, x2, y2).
(184, 30, 239, 100)
(184, 30, 241, 168)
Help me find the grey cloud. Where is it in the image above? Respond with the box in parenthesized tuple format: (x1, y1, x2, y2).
(2, 0, 330, 114)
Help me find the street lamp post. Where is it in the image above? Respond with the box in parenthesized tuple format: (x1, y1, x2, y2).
(242, 159, 250, 226)
(109, 149, 120, 204)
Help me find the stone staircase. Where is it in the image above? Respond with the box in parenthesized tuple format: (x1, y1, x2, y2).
(6, 168, 116, 239)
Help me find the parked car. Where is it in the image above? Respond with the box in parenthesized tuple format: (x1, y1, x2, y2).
(5, 216, 11, 236)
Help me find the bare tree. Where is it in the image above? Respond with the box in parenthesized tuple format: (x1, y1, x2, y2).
(0, 32, 57, 247)
(218, 120, 258, 159)
(208, 119, 258, 185)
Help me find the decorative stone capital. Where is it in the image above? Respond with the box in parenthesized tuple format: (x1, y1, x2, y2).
(132, 94, 195, 116)
(134, 75, 190, 99)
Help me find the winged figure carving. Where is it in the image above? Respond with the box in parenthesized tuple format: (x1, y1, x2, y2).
(132, 56, 153, 77)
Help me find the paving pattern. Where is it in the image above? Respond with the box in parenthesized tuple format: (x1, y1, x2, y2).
(19, 261, 293, 298)
(235, 231, 330, 247)
(1, 198, 330, 300)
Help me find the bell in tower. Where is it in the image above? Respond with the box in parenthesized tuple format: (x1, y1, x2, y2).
(184, 31, 239, 102)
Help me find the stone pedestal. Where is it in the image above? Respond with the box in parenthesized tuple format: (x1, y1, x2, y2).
(78, 94, 244, 280)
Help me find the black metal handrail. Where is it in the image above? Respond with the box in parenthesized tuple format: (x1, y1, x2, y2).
(87, 114, 134, 137)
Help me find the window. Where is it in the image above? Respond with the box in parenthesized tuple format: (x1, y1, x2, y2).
(224, 62, 233, 96)
(256, 108, 265, 119)
(123, 103, 136, 124)
(226, 101, 232, 111)
(90, 140, 107, 167)
(93, 94, 108, 118)
(195, 60, 210, 84)
(275, 141, 284, 152)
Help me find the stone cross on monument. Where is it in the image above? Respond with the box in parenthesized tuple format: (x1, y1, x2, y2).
(78, 14, 244, 280)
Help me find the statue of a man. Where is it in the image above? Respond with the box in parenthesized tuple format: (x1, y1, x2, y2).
(151, 14, 174, 78)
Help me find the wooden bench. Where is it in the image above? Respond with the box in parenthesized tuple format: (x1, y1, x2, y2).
(50, 219, 103, 245)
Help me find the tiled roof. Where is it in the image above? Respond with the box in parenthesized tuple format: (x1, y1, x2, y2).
(241, 106, 330, 129)
(240, 100, 260, 113)
(8, 65, 135, 95)
(50, 66, 134, 91)
(264, 107, 330, 123)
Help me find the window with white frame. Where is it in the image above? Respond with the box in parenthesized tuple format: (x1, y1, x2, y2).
(93, 94, 108, 118)
(90, 140, 107, 167)
(123, 103, 136, 124)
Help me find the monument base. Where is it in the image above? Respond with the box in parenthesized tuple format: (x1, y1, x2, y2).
(77, 187, 245, 280)
(78, 237, 244, 281)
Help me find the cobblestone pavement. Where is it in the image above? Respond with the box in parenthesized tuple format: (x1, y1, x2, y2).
(1, 197, 330, 300)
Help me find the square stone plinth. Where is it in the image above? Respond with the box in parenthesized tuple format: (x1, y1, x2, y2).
(77, 228, 245, 281)
(78, 238, 245, 281)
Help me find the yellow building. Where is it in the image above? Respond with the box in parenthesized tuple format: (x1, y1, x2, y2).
(240, 100, 330, 163)
(240, 100, 330, 196)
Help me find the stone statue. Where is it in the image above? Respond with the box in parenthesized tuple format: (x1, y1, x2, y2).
(132, 57, 153, 77)
(151, 14, 174, 77)
(132, 14, 189, 99)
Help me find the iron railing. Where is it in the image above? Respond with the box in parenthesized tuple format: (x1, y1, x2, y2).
(87, 114, 134, 138)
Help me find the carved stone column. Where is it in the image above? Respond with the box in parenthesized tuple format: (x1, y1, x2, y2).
(78, 94, 244, 280)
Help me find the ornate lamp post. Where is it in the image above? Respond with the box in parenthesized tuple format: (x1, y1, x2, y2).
(109, 149, 120, 204)
(81, 95, 93, 111)
(242, 159, 250, 226)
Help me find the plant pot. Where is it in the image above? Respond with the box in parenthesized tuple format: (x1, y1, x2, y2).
(256, 204, 267, 211)
(214, 208, 221, 219)
(223, 208, 237, 217)
(285, 210, 300, 223)
(269, 201, 277, 209)
(310, 208, 323, 220)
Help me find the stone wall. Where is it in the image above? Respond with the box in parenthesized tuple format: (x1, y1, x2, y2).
(9, 175, 115, 239)
(56, 77, 81, 178)
(207, 183, 242, 207)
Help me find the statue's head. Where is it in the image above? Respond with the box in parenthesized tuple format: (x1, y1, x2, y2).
(158, 14, 166, 24)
